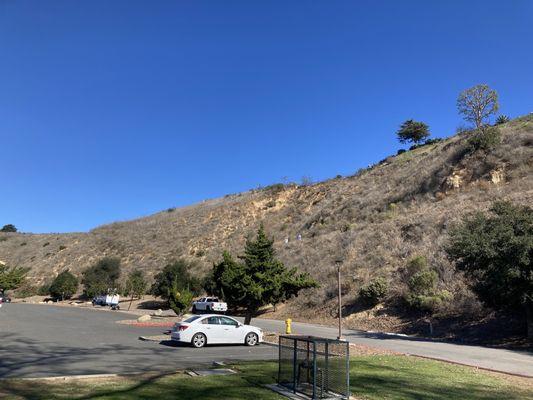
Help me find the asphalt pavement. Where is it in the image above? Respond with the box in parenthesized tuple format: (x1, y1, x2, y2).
(1, 304, 532, 378)
(0, 304, 276, 378)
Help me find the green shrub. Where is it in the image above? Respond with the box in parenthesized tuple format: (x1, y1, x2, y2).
(359, 277, 388, 306)
(169, 288, 194, 315)
(49, 271, 79, 300)
(467, 126, 501, 151)
(495, 115, 510, 125)
(403, 256, 452, 313)
(408, 270, 437, 295)
(405, 256, 428, 276)
(37, 283, 50, 296)
(407, 290, 452, 312)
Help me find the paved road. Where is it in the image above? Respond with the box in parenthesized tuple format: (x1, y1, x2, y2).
(1, 304, 532, 378)
(247, 318, 533, 377)
(0, 304, 276, 378)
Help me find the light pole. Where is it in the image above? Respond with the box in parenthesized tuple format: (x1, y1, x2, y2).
(335, 259, 343, 340)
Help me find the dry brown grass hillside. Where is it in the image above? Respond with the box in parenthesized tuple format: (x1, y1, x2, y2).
(1, 115, 532, 340)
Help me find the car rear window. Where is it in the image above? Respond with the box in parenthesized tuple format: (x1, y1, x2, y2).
(219, 317, 239, 326)
(203, 316, 220, 325)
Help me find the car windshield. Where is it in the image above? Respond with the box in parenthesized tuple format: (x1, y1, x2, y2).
(183, 315, 202, 323)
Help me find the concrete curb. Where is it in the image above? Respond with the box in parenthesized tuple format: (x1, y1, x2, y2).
(12, 373, 122, 381)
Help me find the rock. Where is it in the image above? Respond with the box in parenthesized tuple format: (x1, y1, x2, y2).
(154, 309, 163, 316)
(137, 314, 151, 322)
(46, 300, 53, 304)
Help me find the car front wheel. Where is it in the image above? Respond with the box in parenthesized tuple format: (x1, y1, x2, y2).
(245, 332, 258, 346)
(192, 333, 207, 348)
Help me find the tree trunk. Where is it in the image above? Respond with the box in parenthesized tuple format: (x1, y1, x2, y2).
(128, 294, 134, 311)
(244, 310, 254, 325)
(526, 302, 533, 340)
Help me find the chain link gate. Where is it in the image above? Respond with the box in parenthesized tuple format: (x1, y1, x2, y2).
(278, 335, 350, 399)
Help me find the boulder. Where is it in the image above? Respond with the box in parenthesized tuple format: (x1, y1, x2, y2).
(154, 309, 163, 316)
(137, 314, 151, 322)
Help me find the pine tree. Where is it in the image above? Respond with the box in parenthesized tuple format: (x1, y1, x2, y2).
(209, 225, 317, 324)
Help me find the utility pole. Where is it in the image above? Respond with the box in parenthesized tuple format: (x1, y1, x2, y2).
(335, 259, 343, 340)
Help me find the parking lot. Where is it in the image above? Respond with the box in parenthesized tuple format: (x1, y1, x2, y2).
(0, 304, 276, 378)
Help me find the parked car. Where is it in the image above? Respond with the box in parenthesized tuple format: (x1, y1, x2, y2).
(192, 297, 228, 313)
(92, 294, 120, 309)
(171, 314, 262, 348)
(0, 294, 11, 303)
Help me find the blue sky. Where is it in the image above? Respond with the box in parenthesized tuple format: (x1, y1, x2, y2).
(1, 1, 532, 233)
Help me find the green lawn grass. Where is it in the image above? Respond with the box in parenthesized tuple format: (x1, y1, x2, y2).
(1, 356, 531, 400)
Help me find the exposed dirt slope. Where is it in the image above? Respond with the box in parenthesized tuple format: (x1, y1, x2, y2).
(1, 115, 532, 337)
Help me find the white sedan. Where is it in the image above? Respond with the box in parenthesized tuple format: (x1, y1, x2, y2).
(170, 314, 263, 348)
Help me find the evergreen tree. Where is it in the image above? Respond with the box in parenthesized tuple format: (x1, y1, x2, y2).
(209, 225, 317, 324)
(396, 120, 430, 145)
(0, 265, 29, 291)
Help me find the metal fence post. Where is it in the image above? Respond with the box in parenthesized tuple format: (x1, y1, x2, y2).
(312, 341, 317, 399)
(278, 336, 281, 385)
(346, 341, 350, 399)
(293, 338, 297, 393)
(325, 341, 329, 395)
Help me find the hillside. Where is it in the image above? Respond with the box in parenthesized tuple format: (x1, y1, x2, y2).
(2, 115, 532, 339)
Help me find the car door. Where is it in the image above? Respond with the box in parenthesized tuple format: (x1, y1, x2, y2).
(201, 316, 224, 343)
(218, 316, 244, 343)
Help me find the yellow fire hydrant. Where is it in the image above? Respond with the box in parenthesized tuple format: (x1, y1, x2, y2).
(285, 318, 292, 334)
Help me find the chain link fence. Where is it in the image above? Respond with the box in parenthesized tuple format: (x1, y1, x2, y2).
(278, 335, 350, 399)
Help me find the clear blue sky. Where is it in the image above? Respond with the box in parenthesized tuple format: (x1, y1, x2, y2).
(1, 1, 532, 233)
